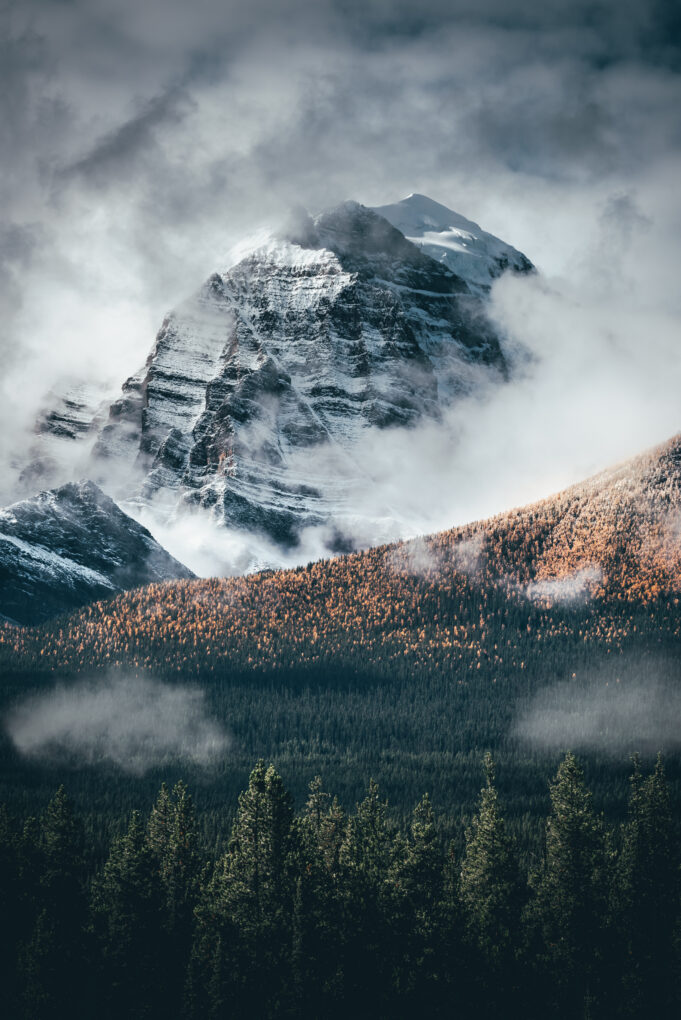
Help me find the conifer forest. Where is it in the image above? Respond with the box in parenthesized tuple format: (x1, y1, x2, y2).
(2, 752, 680, 1020)
(3, 4, 681, 1011)
(3, 438, 681, 1017)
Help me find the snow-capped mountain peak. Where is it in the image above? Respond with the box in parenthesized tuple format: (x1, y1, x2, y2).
(371, 194, 532, 294)
(27, 196, 534, 572)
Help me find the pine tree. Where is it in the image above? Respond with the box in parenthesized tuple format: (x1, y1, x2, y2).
(91, 810, 164, 1020)
(459, 754, 523, 1017)
(525, 752, 607, 1020)
(291, 777, 346, 1015)
(0, 805, 22, 1012)
(146, 782, 173, 861)
(146, 780, 203, 1012)
(20, 787, 89, 1020)
(192, 761, 295, 1018)
(339, 779, 394, 1016)
(460, 755, 521, 962)
(224, 761, 294, 927)
(316, 792, 347, 877)
(15, 816, 43, 979)
(387, 793, 448, 1015)
(186, 857, 235, 1020)
(19, 908, 56, 1020)
(614, 754, 680, 1018)
(341, 779, 392, 893)
(440, 837, 465, 1008)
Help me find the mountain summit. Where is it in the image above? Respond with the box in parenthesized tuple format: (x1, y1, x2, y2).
(371, 194, 533, 293)
(31, 197, 533, 563)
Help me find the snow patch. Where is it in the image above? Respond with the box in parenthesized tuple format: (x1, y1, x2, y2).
(0, 531, 116, 588)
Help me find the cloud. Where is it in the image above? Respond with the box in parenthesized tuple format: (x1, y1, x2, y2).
(386, 537, 442, 578)
(0, 0, 680, 563)
(65, 86, 193, 183)
(4, 674, 229, 774)
(385, 533, 484, 580)
(525, 565, 603, 605)
(512, 672, 681, 755)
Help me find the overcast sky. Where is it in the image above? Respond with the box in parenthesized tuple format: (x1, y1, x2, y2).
(2, 0, 681, 550)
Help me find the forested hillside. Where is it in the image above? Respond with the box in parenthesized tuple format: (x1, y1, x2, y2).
(1, 436, 681, 840)
(4, 435, 681, 675)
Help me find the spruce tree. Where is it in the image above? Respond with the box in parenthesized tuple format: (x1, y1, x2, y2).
(459, 754, 523, 1018)
(91, 810, 164, 1020)
(525, 752, 607, 1020)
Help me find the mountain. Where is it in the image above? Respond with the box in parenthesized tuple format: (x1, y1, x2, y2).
(6, 433, 680, 673)
(2, 435, 680, 824)
(0, 480, 194, 625)
(371, 193, 533, 294)
(31, 196, 533, 558)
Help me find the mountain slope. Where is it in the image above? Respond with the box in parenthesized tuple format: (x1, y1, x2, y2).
(4, 434, 680, 670)
(372, 194, 533, 294)
(33, 197, 532, 557)
(0, 480, 194, 625)
(3, 437, 680, 827)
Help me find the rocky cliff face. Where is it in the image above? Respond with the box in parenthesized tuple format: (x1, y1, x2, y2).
(33, 196, 533, 559)
(0, 480, 194, 625)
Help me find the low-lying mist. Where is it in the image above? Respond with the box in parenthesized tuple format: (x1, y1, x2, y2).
(4, 674, 229, 775)
(512, 669, 681, 757)
(524, 565, 604, 606)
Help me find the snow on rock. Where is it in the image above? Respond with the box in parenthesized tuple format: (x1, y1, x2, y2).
(0, 480, 194, 625)
(371, 194, 533, 295)
(31, 197, 534, 565)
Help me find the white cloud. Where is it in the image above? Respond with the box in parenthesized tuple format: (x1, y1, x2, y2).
(5, 674, 230, 774)
(525, 565, 603, 605)
(1, 0, 680, 561)
(513, 673, 681, 756)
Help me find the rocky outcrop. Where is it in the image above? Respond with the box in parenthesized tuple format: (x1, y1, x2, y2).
(0, 480, 194, 625)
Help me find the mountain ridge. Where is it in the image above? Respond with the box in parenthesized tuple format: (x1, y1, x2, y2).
(0, 479, 194, 625)
(4, 432, 679, 670)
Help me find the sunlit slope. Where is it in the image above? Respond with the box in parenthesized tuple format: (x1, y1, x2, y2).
(2, 435, 681, 681)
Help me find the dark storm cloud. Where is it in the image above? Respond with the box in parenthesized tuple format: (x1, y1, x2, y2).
(26, 0, 671, 209)
(4, 1, 677, 211)
(66, 86, 193, 182)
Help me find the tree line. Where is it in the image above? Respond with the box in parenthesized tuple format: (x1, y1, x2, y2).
(1, 752, 679, 1020)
